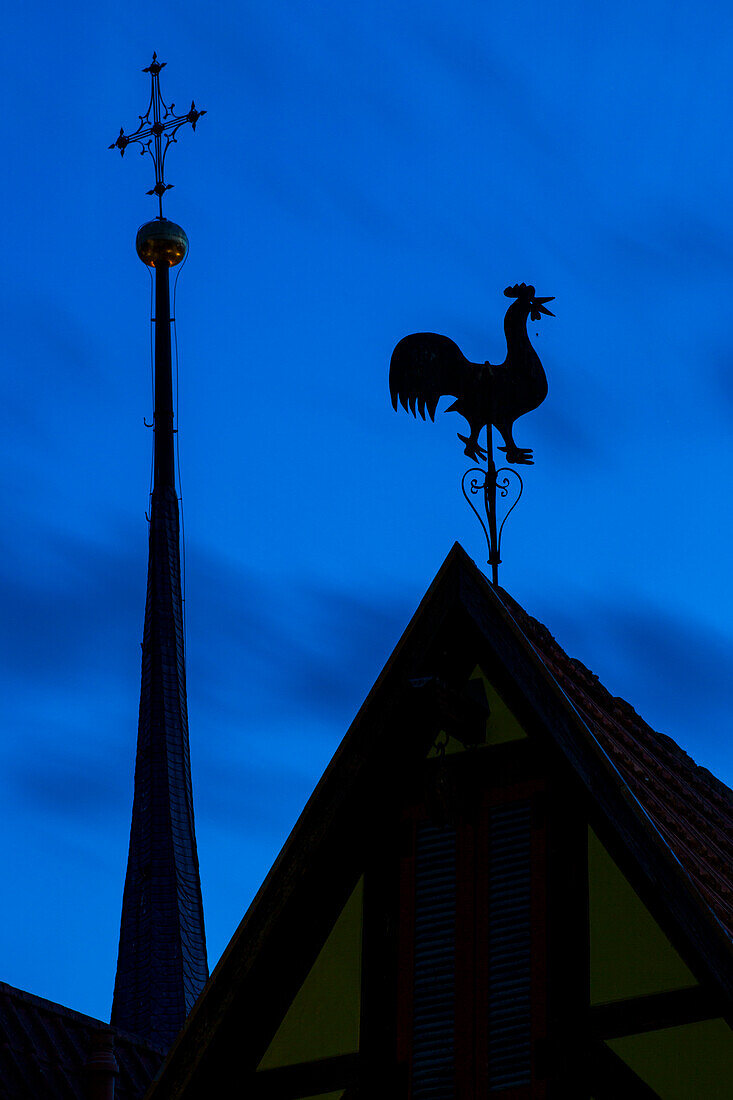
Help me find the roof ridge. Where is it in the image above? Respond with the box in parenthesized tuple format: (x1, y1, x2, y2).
(0, 981, 168, 1054)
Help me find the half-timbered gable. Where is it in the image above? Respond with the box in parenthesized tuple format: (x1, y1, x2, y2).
(147, 545, 733, 1099)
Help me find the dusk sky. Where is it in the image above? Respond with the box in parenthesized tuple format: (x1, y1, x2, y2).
(3, 1, 733, 1022)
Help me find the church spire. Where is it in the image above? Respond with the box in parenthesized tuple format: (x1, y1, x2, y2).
(110, 57, 207, 1049)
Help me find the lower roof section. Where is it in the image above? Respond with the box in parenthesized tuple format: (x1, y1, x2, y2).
(0, 980, 166, 1099)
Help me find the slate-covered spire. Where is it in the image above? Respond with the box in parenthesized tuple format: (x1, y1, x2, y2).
(111, 219, 208, 1048)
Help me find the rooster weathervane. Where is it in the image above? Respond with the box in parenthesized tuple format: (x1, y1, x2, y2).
(390, 283, 554, 585)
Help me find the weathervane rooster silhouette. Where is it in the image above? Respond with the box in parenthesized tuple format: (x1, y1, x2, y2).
(390, 282, 554, 584)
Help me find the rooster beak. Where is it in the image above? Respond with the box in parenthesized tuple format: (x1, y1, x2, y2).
(531, 295, 555, 319)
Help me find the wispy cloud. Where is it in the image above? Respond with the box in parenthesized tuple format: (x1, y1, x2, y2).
(0, 519, 413, 828)
(538, 591, 733, 782)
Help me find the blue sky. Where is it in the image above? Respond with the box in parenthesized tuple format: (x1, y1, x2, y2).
(2, 0, 733, 1021)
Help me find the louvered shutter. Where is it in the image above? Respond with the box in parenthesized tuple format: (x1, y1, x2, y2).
(412, 822, 457, 1099)
(487, 800, 532, 1091)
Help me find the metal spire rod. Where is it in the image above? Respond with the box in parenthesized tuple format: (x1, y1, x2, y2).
(152, 257, 175, 490)
(109, 52, 205, 219)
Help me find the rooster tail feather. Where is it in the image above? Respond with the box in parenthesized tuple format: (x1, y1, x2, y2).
(389, 331, 475, 422)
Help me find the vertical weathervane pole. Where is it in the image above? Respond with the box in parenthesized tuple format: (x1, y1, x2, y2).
(461, 429, 521, 589)
(484, 426, 501, 587)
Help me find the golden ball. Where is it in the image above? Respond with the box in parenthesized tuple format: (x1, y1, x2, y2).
(136, 219, 189, 267)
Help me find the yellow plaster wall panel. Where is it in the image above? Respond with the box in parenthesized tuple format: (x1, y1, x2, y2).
(427, 666, 527, 757)
(608, 1019, 733, 1098)
(297, 1094, 344, 1100)
(258, 879, 363, 1069)
(588, 829, 696, 1004)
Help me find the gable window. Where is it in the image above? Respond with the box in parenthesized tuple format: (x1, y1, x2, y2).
(398, 780, 546, 1098)
(412, 821, 457, 1097)
(485, 801, 533, 1091)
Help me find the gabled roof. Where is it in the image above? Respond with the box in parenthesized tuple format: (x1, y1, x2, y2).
(147, 543, 733, 1099)
(0, 980, 165, 1099)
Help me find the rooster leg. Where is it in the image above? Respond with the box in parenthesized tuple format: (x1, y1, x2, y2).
(496, 424, 534, 465)
(457, 431, 487, 462)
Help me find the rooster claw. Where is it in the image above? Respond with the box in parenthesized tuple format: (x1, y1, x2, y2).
(498, 445, 534, 465)
(457, 433, 487, 462)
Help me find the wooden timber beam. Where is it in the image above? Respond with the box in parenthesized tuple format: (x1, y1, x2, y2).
(589, 1041, 662, 1099)
(590, 986, 725, 1040)
(244, 1053, 360, 1098)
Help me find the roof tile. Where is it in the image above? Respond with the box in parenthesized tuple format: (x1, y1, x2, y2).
(499, 589, 733, 937)
(0, 982, 165, 1099)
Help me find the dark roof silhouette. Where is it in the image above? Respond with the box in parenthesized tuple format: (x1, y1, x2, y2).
(0, 980, 165, 1099)
(148, 543, 733, 1099)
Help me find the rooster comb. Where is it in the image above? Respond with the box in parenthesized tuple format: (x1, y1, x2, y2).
(504, 283, 535, 299)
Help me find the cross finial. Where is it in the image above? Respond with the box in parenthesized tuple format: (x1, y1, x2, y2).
(109, 52, 206, 219)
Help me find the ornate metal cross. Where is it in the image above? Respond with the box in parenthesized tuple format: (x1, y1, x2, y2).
(109, 52, 206, 219)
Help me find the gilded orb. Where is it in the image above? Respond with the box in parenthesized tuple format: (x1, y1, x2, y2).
(136, 219, 189, 267)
